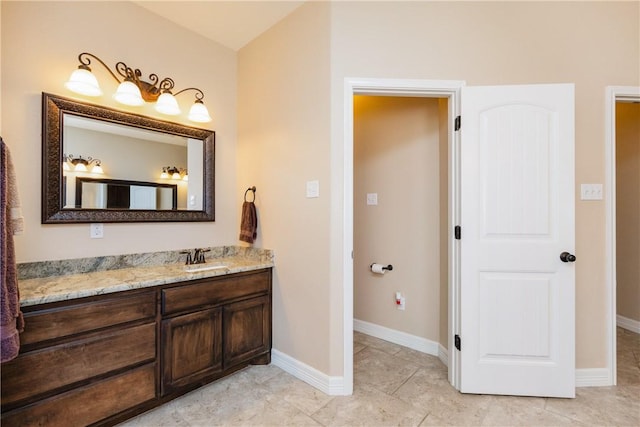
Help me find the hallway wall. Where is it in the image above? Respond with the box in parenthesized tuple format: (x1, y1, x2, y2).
(616, 102, 640, 324)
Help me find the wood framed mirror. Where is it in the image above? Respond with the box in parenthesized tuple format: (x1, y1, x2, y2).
(42, 92, 215, 223)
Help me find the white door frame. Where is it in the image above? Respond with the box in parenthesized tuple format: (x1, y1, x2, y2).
(343, 78, 465, 393)
(605, 85, 640, 386)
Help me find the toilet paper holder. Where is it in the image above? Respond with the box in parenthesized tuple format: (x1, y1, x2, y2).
(370, 263, 393, 272)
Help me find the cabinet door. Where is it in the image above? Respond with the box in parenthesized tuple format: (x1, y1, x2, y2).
(223, 295, 271, 368)
(161, 308, 222, 395)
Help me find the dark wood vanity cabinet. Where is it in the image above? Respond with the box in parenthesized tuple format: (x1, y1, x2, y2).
(160, 268, 272, 396)
(0, 289, 158, 427)
(1, 267, 272, 427)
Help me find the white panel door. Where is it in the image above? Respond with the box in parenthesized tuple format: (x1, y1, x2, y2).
(460, 84, 575, 398)
(130, 185, 157, 209)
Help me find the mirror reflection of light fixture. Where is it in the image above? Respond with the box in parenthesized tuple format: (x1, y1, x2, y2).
(161, 166, 187, 180)
(64, 154, 103, 174)
(65, 52, 212, 123)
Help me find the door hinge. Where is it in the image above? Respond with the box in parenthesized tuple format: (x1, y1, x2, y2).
(455, 116, 461, 131)
(455, 334, 461, 351)
(454, 225, 461, 240)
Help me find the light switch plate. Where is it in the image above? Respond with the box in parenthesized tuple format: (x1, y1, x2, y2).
(580, 183, 603, 200)
(367, 193, 378, 205)
(306, 180, 319, 198)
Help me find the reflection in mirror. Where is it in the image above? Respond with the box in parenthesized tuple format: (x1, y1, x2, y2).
(62, 115, 201, 211)
(74, 178, 178, 210)
(42, 92, 215, 223)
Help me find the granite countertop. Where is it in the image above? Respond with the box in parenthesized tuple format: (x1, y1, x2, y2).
(17, 246, 274, 307)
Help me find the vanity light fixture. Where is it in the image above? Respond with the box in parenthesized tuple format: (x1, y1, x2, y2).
(64, 155, 103, 174)
(65, 52, 212, 123)
(161, 166, 187, 181)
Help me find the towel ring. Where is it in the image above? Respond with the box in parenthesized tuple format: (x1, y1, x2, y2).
(244, 186, 256, 202)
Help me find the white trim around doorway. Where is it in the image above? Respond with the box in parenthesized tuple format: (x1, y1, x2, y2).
(343, 78, 464, 395)
(604, 85, 640, 387)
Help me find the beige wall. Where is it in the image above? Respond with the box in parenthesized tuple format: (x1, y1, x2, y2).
(616, 102, 640, 322)
(1, 1, 238, 262)
(329, 0, 639, 373)
(353, 96, 443, 342)
(238, 2, 332, 373)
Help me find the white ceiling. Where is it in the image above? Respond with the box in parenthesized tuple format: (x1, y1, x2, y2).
(133, 1, 306, 51)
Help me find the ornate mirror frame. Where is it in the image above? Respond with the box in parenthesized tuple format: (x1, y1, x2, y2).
(42, 92, 215, 223)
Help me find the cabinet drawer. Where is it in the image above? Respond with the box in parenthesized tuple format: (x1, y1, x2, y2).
(21, 290, 156, 346)
(1, 363, 156, 427)
(162, 269, 270, 315)
(1, 322, 156, 408)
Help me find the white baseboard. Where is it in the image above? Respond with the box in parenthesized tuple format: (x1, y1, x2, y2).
(354, 318, 443, 358)
(273, 335, 611, 395)
(576, 368, 613, 387)
(271, 349, 346, 396)
(271, 320, 446, 397)
(438, 344, 449, 367)
(617, 314, 640, 334)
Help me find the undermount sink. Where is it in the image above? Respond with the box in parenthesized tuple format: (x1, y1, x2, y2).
(183, 263, 228, 273)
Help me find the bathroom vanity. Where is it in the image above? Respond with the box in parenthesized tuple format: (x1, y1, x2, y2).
(0, 247, 273, 427)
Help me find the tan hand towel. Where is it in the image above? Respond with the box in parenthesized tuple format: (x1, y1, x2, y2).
(239, 201, 258, 244)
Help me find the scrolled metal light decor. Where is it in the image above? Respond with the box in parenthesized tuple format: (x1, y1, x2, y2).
(65, 52, 212, 123)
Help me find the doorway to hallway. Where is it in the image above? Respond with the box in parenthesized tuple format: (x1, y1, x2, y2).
(605, 86, 640, 386)
(352, 95, 450, 372)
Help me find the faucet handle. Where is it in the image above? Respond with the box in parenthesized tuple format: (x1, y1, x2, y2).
(180, 250, 193, 265)
(200, 248, 211, 263)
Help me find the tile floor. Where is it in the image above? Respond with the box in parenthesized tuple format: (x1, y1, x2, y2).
(120, 328, 640, 426)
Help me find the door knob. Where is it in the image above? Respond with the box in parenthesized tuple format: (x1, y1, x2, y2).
(560, 252, 576, 263)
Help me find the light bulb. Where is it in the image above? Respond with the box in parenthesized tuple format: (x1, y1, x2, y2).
(188, 100, 212, 123)
(65, 68, 102, 96)
(91, 164, 104, 174)
(113, 80, 144, 106)
(155, 92, 181, 115)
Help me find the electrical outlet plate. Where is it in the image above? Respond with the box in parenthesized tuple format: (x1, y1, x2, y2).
(395, 292, 405, 310)
(366, 193, 378, 205)
(90, 223, 104, 238)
